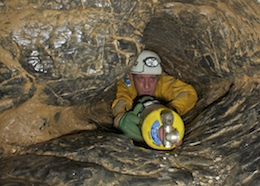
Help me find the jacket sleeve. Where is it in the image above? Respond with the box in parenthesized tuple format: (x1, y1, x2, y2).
(158, 74, 198, 116)
(111, 77, 137, 127)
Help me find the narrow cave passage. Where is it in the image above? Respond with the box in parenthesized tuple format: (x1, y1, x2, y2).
(139, 14, 234, 122)
(0, 1, 259, 185)
(88, 13, 235, 132)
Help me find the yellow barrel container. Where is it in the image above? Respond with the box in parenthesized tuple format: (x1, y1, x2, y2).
(138, 102, 185, 150)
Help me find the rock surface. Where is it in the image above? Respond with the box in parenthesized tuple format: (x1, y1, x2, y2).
(0, 0, 259, 185)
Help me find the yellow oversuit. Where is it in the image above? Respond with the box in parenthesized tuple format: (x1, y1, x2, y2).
(112, 72, 198, 127)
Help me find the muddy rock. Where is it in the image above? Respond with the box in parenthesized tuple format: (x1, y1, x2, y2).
(0, 0, 259, 185)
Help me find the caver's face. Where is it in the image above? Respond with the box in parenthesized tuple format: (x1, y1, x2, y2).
(130, 74, 160, 96)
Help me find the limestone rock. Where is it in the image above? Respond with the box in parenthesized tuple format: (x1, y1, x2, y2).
(0, 0, 259, 185)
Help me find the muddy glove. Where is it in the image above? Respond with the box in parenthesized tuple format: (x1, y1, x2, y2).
(133, 96, 156, 115)
(118, 111, 143, 142)
(118, 96, 155, 142)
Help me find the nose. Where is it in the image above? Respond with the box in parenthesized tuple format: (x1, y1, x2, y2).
(144, 79, 150, 89)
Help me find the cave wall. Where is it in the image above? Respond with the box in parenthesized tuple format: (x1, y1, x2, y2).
(0, 0, 152, 106)
(0, 0, 153, 152)
(0, 0, 260, 185)
(0, 0, 259, 156)
(144, 1, 260, 106)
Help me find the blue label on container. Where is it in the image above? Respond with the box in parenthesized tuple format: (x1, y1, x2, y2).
(150, 120, 161, 146)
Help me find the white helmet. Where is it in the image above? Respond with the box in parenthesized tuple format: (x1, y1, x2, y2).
(130, 50, 162, 75)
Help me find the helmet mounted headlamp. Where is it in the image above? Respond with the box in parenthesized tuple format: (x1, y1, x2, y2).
(130, 50, 162, 75)
(143, 57, 159, 67)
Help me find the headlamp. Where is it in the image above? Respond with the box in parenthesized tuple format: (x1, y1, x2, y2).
(143, 57, 159, 67)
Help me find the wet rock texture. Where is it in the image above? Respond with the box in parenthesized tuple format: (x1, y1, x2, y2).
(0, 0, 260, 185)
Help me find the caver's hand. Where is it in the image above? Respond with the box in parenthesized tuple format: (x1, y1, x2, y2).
(118, 111, 143, 142)
(133, 96, 156, 115)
